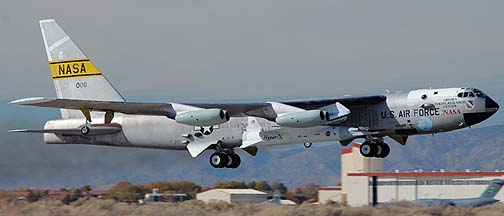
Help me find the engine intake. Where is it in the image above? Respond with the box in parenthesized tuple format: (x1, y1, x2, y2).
(276, 110, 330, 128)
(175, 109, 230, 126)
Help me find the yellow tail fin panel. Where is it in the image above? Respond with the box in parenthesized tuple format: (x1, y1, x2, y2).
(49, 58, 103, 79)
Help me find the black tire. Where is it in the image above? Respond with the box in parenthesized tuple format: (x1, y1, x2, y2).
(228, 154, 241, 169)
(304, 142, 312, 148)
(376, 143, 390, 158)
(226, 154, 233, 167)
(375, 144, 383, 156)
(209, 152, 229, 168)
(80, 126, 90, 135)
(360, 142, 377, 157)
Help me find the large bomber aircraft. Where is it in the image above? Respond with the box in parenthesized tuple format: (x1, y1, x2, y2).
(10, 19, 500, 169)
(414, 179, 504, 207)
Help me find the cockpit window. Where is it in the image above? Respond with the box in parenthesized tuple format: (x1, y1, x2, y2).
(473, 89, 486, 98)
(458, 91, 476, 98)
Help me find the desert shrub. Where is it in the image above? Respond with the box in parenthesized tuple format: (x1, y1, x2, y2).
(71, 197, 88, 207)
(0, 196, 503, 216)
(208, 201, 233, 211)
(441, 206, 475, 216)
(110, 182, 144, 202)
(213, 181, 247, 189)
(80, 185, 92, 192)
(61, 188, 83, 205)
(341, 206, 374, 216)
(25, 190, 45, 202)
(97, 199, 116, 210)
(271, 182, 289, 195)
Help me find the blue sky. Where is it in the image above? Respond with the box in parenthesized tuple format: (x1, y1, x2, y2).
(1, 0, 502, 125)
(1, 0, 503, 102)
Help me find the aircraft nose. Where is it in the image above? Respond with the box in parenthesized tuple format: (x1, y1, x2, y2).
(485, 97, 499, 112)
(463, 97, 498, 126)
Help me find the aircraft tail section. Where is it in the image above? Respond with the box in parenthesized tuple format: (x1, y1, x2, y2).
(480, 179, 504, 198)
(39, 19, 125, 119)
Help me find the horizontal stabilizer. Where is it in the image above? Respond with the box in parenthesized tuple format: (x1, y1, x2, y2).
(9, 124, 122, 136)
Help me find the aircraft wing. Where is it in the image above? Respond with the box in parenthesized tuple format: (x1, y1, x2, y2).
(9, 97, 177, 116)
(189, 95, 386, 120)
(9, 95, 386, 120)
(279, 95, 386, 109)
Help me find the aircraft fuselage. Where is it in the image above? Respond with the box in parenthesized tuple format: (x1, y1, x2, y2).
(42, 87, 499, 154)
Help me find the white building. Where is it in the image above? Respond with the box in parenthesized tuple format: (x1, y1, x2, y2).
(349, 171, 504, 205)
(196, 189, 267, 204)
(319, 142, 504, 206)
(319, 143, 383, 205)
(141, 188, 162, 203)
(318, 186, 343, 204)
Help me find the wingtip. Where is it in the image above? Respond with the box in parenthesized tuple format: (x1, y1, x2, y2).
(8, 129, 26, 133)
(8, 99, 22, 104)
(8, 97, 50, 105)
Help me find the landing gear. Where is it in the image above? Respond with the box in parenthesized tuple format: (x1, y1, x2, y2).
(359, 139, 390, 158)
(210, 152, 228, 168)
(209, 152, 241, 169)
(228, 154, 241, 169)
(304, 142, 312, 148)
(80, 125, 90, 135)
(375, 142, 390, 158)
(359, 142, 377, 157)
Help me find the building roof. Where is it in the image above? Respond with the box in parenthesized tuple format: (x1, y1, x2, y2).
(274, 199, 297, 205)
(210, 189, 267, 195)
(348, 171, 504, 177)
(319, 186, 342, 191)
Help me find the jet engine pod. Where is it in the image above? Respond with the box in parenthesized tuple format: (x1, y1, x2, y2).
(275, 110, 330, 128)
(175, 109, 230, 126)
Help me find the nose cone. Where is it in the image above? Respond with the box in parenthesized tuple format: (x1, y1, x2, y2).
(485, 97, 499, 112)
(463, 97, 499, 126)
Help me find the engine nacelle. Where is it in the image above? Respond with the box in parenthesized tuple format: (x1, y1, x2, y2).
(175, 109, 230, 126)
(276, 110, 330, 128)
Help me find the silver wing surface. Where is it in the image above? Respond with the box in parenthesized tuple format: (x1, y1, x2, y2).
(9, 95, 386, 120)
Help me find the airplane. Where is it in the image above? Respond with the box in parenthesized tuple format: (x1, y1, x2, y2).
(413, 179, 504, 207)
(9, 19, 500, 169)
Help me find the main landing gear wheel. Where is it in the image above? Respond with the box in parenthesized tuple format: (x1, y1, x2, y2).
(80, 125, 90, 135)
(304, 142, 312, 148)
(359, 142, 377, 157)
(375, 142, 390, 158)
(209, 152, 241, 168)
(359, 141, 391, 158)
(210, 152, 229, 168)
(228, 154, 241, 169)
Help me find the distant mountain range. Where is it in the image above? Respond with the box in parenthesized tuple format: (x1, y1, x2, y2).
(0, 101, 503, 189)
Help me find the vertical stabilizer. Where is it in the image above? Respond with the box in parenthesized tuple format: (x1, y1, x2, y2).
(39, 19, 125, 119)
(480, 179, 504, 198)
